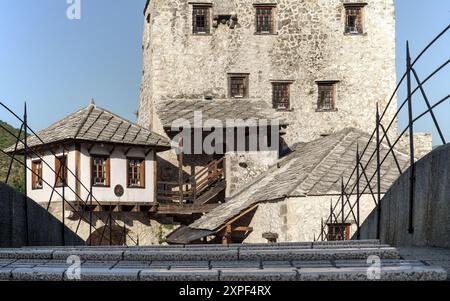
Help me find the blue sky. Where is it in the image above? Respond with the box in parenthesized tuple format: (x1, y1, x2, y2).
(0, 0, 449, 145)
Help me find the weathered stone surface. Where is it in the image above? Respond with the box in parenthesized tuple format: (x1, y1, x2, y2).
(220, 268, 297, 281)
(0, 249, 54, 260)
(52, 250, 124, 261)
(140, 269, 219, 281)
(11, 267, 65, 281)
(124, 249, 238, 261)
(64, 268, 140, 281)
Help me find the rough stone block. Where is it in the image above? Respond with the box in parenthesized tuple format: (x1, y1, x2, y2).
(11, 267, 65, 281)
(220, 268, 297, 281)
(0, 249, 54, 260)
(64, 268, 140, 281)
(52, 250, 124, 261)
(124, 249, 238, 261)
(140, 269, 219, 281)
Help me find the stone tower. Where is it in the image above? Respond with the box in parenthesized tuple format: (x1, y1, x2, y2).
(138, 0, 397, 145)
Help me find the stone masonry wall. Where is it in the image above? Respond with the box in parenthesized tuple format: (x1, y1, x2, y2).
(138, 0, 397, 145)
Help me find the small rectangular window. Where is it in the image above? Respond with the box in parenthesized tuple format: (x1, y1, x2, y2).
(32, 160, 43, 190)
(193, 5, 210, 34)
(92, 156, 110, 187)
(344, 4, 365, 34)
(327, 223, 351, 241)
(55, 156, 68, 187)
(228, 74, 249, 98)
(317, 82, 337, 110)
(127, 158, 145, 188)
(255, 6, 275, 34)
(272, 82, 291, 110)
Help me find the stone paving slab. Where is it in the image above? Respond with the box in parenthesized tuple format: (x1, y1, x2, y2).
(140, 269, 219, 281)
(80, 261, 119, 268)
(11, 267, 66, 281)
(292, 260, 334, 268)
(220, 268, 298, 281)
(210, 260, 261, 269)
(333, 259, 424, 268)
(52, 250, 124, 261)
(239, 247, 400, 261)
(124, 249, 238, 261)
(0, 249, 54, 259)
(113, 261, 152, 268)
(150, 261, 210, 269)
(64, 268, 140, 281)
(0, 268, 13, 280)
(0, 259, 16, 268)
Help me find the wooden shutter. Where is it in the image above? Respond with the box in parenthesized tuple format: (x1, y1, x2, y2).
(105, 157, 111, 187)
(140, 159, 146, 188)
(31, 161, 37, 189)
(55, 157, 61, 186)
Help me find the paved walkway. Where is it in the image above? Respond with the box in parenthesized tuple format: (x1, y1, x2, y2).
(398, 247, 450, 280)
(0, 240, 447, 281)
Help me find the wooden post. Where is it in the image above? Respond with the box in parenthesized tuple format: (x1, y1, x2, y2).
(178, 137, 184, 204)
(222, 224, 232, 245)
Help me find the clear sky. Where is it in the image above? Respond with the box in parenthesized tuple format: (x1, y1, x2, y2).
(0, 0, 449, 145)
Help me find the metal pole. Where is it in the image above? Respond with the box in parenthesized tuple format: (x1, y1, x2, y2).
(356, 144, 361, 240)
(376, 104, 382, 240)
(406, 41, 415, 234)
(109, 202, 113, 246)
(89, 184, 93, 246)
(341, 178, 345, 240)
(23, 102, 29, 246)
(61, 151, 66, 246)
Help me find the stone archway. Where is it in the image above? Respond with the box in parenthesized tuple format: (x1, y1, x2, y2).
(87, 225, 128, 246)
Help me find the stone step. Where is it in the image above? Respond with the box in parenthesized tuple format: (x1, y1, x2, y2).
(0, 262, 445, 281)
(0, 245, 399, 262)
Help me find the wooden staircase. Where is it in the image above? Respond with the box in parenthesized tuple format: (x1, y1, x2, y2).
(157, 157, 226, 207)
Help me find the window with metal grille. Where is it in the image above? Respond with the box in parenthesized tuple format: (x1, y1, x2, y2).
(272, 82, 290, 110)
(55, 156, 68, 187)
(193, 6, 210, 34)
(32, 160, 43, 190)
(345, 4, 364, 34)
(255, 6, 274, 34)
(327, 223, 350, 241)
(228, 74, 249, 98)
(127, 158, 145, 188)
(92, 156, 110, 187)
(317, 82, 336, 110)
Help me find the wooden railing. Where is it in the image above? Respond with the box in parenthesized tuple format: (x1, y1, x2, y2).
(157, 157, 225, 204)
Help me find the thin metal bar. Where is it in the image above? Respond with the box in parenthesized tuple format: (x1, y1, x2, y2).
(406, 42, 415, 234)
(376, 104, 382, 240)
(5, 123, 23, 183)
(356, 144, 361, 240)
(411, 67, 446, 144)
(109, 202, 113, 246)
(61, 151, 66, 246)
(23, 102, 29, 246)
(89, 185, 93, 246)
(341, 179, 345, 240)
(379, 123, 403, 174)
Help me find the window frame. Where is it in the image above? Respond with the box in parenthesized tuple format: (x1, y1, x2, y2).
(31, 160, 43, 190)
(55, 155, 68, 188)
(254, 5, 276, 34)
(344, 3, 367, 34)
(316, 81, 338, 111)
(327, 223, 351, 241)
(271, 81, 293, 110)
(228, 73, 249, 99)
(192, 4, 211, 35)
(127, 157, 146, 189)
(91, 155, 110, 188)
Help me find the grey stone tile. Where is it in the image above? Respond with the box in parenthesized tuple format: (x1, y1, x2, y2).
(11, 267, 65, 281)
(0, 268, 12, 280)
(113, 261, 152, 268)
(292, 260, 333, 268)
(220, 268, 297, 281)
(0, 259, 16, 268)
(80, 261, 118, 268)
(124, 249, 238, 261)
(0, 249, 54, 260)
(64, 268, 140, 281)
(52, 250, 124, 261)
(210, 261, 260, 269)
(262, 261, 293, 268)
(140, 269, 219, 281)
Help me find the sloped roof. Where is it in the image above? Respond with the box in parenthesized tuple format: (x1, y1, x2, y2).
(5, 103, 171, 153)
(156, 99, 288, 129)
(166, 128, 410, 243)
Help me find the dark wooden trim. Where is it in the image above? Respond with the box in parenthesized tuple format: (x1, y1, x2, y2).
(75, 143, 81, 200)
(126, 157, 146, 189)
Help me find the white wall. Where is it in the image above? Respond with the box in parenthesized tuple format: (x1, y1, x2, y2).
(244, 194, 378, 243)
(27, 143, 156, 204)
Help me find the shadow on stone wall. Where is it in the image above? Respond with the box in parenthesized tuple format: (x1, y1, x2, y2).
(0, 182, 85, 247)
(358, 144, 450, 249)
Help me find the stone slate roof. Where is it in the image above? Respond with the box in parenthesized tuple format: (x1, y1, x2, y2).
(166, 128, 410, 244)
(156, 99, 288, 129)
(5, 102, 171, 153)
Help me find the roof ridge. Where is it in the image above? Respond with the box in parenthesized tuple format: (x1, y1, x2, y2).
(73, 104, 96, 139)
